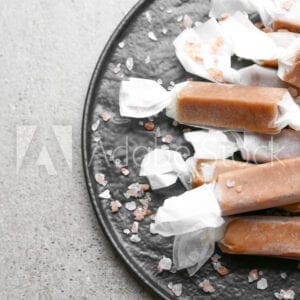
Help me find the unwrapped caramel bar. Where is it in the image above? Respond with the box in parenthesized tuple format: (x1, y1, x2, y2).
(217, 157, 300, 215)
(219, 216, 300, 258)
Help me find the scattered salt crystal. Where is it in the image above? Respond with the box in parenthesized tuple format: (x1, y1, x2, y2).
(157, 256, 172, 272)
(138, 120, 144, 126)
(144, 11, 152, 23)
(183, 15, 193, 28)
(199, 279, 215, 293)
(172, 283, 182, 297)
(91, 119, 100, 131)
(121, 167, 130, 176)
(155, 127, 161, 138)
(157, 78, 163, 85)
(126, 57, 134, 71)
(216, 265, 229, 276)
(118, 41, 125, 49)
(166, 8, 172, 14)
(112, 63, 121, 74)
(145, 55, 151, 64)
(169, 81, 175, 86)
(177, 15, 183, 22)
(99, 189, 111, 199)
(123, 228, 130, 235)
(280, 272, 287, 279)
(131, 221, 139, 233)
(130, 234, 141, 243)
(139, 198, 149, 209)
(248, 269, 259, 283)
(144, 121, 155, 131)
(110, 200, 122, 213)
(168, 282, 173, 289)
(148, 31, 158, 41)
(114, 159, 122, 168)
(159, 6, 164, 11)
(259, 271, 264, 276)
(162, 134, 173, 144)
(226, 179, 235, 188)
(101, 111, 111, 122)
(125, 201, 137, 211)
(257, 278, 268, 290)
(162, 27, 168, 35)
(95, 173, 107, 186)
(274, 289, 295, 300)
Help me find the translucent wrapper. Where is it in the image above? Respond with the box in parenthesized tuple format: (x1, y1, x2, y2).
(119, 78, 300, 132)
(186, 129, 300, 163)
(173, 18, 240, 83)
(209, 0, 300, 32)
(239, 64, 300, 103)
(278, 38, 300, 88)
(219, 12, 282, 61)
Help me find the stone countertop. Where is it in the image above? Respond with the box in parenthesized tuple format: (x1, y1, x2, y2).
(0, 0, 153, 298)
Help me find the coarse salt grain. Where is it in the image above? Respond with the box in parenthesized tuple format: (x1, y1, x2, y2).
(274, 289, 295, 300)
(162, 27, 168, 35)
(177, 15, 183, 22)
(91, 119, 100, 131)
(101, 111, 111, 122)
(111, 200, 122, 213)
(280, 272, 287, 279)
(183, 15, 193, 28)
(148, 31, 158, 41)
(144, 11, 152, 23)
(162, 134, 173, 144)
(95, 173, 107, 186)
(172, 283, 182, 297)
(166, 8, 172, 14)
(157, 78, 163, 85)
(145, 55, 151, 64)
(130, 234, 141, 243)
(226, 179, 235, 188)
(131, 221, 139, 233)
(112, 63, 121, 74)
(157, 256, 172, 272)
(199, 279, 215, 293)
(99, 189, 111, 199)
(126, 57, 134, 71)
(123, 228, 130, 235)
(248, 269, 259, 283)
(125, 201, 137, 211)
(257, 278, 268, 290)
(121, 167, 130, 176)
(118, 41, 125, 49)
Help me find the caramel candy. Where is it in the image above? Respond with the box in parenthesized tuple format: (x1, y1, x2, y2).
(219, 216, 300, 258)
(192, 159, 249, 188)
(176, 82, 286, 133)
(217, 157, 300, 215)
(273, 19, 300, 34)
(283, 51, 300, 88)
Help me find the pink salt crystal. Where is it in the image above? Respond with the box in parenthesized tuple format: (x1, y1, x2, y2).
(216, 265, 229, 276)
(248, 269, 259, 283)
(162, 134, 173, 144)
(95, 173, 107, 186)
(257, 278, 268, 290)
(125, 201, 136, 211)
(199, 279, 215, 293)
(140, 184, 150, 192)
(131, 221, 139, 233)
(172, 283, 182, 297)
(121, 167, 130, 176)
(275, 289, 296, 299)
(157, 256, 172, 272)
(226, 179, 235, 188)
(101, 111, 111, 122)
(112, 63, 121, 74)
(182, 15, 193, 28)
(111, 200, 122, 213)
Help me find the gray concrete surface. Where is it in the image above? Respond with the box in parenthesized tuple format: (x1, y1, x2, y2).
(0, 0, 154, 299)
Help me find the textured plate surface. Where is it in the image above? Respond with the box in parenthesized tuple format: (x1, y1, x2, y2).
(82, 0, 300, 298)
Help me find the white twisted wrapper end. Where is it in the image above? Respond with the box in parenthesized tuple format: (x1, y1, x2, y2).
(119, 78, 174, 118)
(184, 129, 239, 160)
(150, 184, 225, 275)
(139, 149, 191, 190)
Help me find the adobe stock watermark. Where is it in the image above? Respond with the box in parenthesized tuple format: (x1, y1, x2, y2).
(16, 125, 72, 175)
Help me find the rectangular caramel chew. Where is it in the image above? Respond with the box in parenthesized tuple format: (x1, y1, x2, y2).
(217, 157, 300, 216)
(176, 82, 286, 133)
(218, 216, 300, 258)
(192, 159, 250, 188)
(283, 51, 300, 88)
(273, 19, 300, 33)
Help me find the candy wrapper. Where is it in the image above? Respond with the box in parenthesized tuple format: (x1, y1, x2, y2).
(209, 0, 300, 33)
(173, 18, 239, 83)
(172, 216, 300, 275)
(278, 38, 300, 88)
(151, 158, 300, 274)
(120, 78, 300, 133)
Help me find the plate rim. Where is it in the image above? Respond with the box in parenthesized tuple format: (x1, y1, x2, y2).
(81, 1, 171, 299)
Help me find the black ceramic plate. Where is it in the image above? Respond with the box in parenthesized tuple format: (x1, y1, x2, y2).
(82, 0, 299, 298)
